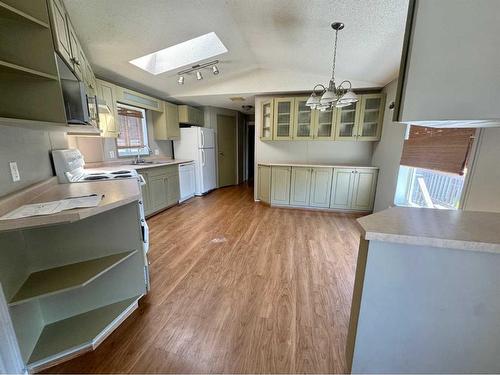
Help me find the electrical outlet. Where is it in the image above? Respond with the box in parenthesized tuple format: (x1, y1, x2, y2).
(9, 162, 20, 182)
(154, 149, 160, 156)
(109, 150, 116, 159)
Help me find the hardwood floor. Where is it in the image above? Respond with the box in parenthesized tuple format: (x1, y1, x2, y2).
(45, 184, 364, 373)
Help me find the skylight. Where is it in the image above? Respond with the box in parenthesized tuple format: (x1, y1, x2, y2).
(129, 32, 228, 75)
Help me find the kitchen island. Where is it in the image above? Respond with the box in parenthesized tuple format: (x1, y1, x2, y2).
(347, 207, 500, 373)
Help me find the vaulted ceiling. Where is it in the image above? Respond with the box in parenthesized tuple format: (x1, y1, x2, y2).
(64, 0, 409, 112)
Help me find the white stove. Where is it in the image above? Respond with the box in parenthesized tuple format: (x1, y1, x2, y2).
(52, 149, 142, 183)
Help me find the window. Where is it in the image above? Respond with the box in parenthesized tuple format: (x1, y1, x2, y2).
(394, 126, 476, 210)
(116, 104, 149, 158)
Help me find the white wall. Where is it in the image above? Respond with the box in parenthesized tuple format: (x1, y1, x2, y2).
(463, 127, 500, 212)
(371, 80, 407, 212)
(254, 96, 374, 200)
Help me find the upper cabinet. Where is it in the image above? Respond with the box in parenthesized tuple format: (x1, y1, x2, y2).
(96, 79, 119, 137)
(259, 94, 385, 142)
(293, 97, 314, 140)
(47, 0, 71, 63)
(0, 0, 67, 124)
(114, 86, 162, 112)
(178, 105, 204, 126)
(394, 0, 500, 127)
(153, 101, 180, 140)
(273, 98, 294, 140)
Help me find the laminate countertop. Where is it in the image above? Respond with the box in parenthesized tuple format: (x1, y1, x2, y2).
(258, 162, 378, 169)
(357, 206, 500, 254)
(85, 158, 193, 172)
(0, 177, 142, 232)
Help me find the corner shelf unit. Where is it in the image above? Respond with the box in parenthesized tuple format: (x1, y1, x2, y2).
(0, 59, 58, 80)
(27, 295, 142, 372)
(9, 250, 138, 306)
(0, 1, 49, 28)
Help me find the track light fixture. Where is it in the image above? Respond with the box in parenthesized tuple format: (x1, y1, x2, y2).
(177, 60, 220, 84)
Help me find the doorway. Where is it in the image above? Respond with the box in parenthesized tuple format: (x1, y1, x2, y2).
(217, 114, 236, 187)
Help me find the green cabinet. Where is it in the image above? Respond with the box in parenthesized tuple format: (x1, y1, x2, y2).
(290, 167, 312, 206)
(309, 167, 333, 208)
(257, 165, 271, 203)
(334, 102, 361, 141)
(293, 97, 314, 140)
(96, 79, 119, 137)
(358, 93, 385, 141)
(153, 101, 180, 140)
(271, 166, 291, 205)
(330, 168, 378, 211)
(313, 108, 336, 140)
(273, 98, 294, 140)
(260, 99, 273, 140)
(138, 165, 180, 217)
(48, 0, 71, 63)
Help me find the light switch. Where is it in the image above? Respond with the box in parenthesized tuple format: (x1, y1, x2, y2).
(154, 149, 160, 156)
(109, 150, 116, 159)
(9, 162, 20, 182)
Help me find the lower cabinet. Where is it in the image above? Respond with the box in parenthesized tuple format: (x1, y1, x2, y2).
(330, 168, 378, 211)
(257, 164, 378, 212)
(290, 167, 312, 206)
(138, 165, 180, 217)
(271, 166, 291, 205)
(257, 165, 271, 203)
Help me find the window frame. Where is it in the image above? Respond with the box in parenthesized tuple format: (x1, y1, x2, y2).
(115, 103, 149, 158)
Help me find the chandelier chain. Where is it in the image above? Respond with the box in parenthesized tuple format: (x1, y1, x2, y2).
(331, 28, 338, 84)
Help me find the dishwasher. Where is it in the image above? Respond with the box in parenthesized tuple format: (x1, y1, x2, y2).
(178, 162, 196, 202)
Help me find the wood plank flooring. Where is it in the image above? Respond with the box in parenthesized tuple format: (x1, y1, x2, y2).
(45, 184, 364, 373)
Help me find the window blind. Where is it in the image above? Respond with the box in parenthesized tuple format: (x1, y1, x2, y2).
(116, 108, 144, 149)
(400, 126, 475, 175)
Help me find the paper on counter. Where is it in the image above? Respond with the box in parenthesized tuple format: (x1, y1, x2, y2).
(0, 194, 103, 220)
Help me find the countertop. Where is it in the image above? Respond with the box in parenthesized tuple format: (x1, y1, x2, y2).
(85, 158, 193, 172)
(258, 162, 378, 169)
(0, 177, 142, 232)
(357, 206, 500, 253)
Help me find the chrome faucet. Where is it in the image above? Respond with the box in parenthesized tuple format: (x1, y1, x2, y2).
(134, 145, 152, 164)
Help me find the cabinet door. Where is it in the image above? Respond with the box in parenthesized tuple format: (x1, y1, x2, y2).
(166, 173, 180, 206)
(351, 169, 378, 211)
(139, 172, 152, 216)
(153, 101, 180, 140)
(96, 80, 118, 135)
(66, 19, 85, 80)
(260, 100, 273, 140)
(314, 108, 336, 140)
(293, 98, 314, 140)
(257, 165, 271, 203)
(148, 175, 169, 213)
(290, 167, 312, 206)
(273, 98, 294, 140)
(271, 166, 291, 205)
(310, 167, 333, 208)
(358, 94, 385, 141)
(334, 102, 361, 141)
(49, 0, 72, 64)
(330, 168, 356, 209)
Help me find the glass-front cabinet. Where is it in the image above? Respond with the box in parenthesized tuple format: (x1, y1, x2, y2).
(293, 97, 314, 140)
(260, 99, 273, 140)
(334, 101, 361, 141)
(313, 107, 336, 140)
(273, 98, 294, 140)
(358, 93, 385, 141)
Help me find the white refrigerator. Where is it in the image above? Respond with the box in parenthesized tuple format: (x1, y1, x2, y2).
(174, 127, 217, 195)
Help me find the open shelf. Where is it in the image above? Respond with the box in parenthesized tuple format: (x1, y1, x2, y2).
(0, 1, 49, 28)
(27, 295, 142, 371)
(0, 60, 58, 80)
(9, 251, 138, 306)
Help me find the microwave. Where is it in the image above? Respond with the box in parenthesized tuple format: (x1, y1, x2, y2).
(60, 79, 99, 127)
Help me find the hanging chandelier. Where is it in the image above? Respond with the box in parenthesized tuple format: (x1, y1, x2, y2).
(306, 22, 358, 111)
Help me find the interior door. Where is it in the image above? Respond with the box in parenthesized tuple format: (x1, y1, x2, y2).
(217, 115, 236, 187)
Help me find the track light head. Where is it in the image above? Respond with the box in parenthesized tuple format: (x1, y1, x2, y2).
(212, 65, 219, 75)
(177, 76, 184, 85)
(196, 71, 203, 80)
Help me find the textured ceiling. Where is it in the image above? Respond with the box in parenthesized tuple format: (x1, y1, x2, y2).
(64, 0, 409, 111)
